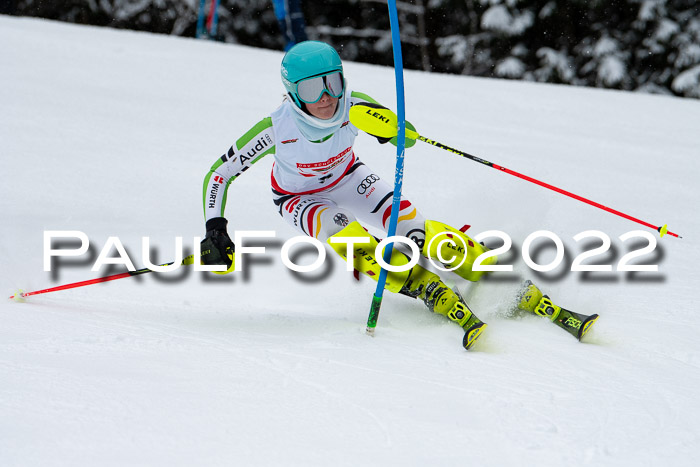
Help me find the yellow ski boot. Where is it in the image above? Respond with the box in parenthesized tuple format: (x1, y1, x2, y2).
(400, 265, 487, 350)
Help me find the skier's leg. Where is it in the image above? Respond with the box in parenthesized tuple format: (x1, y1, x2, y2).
(272, 188, 358, 241)
(272, 164, 487, 348)
(327, 220, 486, 349)
(272, 186, 451, 316)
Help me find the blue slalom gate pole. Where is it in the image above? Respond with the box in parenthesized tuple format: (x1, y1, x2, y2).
(196, 0, 207, 38)
(366, 0, 407, 334)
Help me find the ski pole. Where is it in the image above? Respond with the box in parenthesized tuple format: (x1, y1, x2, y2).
(9, 255, 196, 301)
(349, 104, 681, 239)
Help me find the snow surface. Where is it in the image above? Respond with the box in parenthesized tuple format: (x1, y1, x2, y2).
(2, 15, 700, 467)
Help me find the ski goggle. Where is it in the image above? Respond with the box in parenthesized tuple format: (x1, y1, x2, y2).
(295, 71, 345, 104)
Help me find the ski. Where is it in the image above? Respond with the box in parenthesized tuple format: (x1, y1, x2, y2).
(551, 306, 599, 341)
(462, 321, 487, 350)
(518, 280, 599, 341)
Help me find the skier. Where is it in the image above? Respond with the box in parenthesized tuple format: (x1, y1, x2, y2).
(199, 40, 596, 349)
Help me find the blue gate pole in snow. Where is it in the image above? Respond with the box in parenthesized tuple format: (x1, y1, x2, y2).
(366, 0, 407, 335)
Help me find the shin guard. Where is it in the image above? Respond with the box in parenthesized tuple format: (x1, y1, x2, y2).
(422, 220, 497, 282)
(326, 221, 411, 293)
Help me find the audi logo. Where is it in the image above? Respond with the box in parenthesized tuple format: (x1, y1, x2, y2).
(356, 174, 380, 194)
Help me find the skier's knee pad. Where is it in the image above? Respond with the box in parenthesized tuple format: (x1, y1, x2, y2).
(422, 220, 497, 282)
(326, 221, 411, 293)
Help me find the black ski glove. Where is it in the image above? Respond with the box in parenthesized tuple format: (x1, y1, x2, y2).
(200, 217, 235, 270)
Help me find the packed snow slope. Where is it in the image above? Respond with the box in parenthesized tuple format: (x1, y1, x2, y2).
(2, 16, 700, 467)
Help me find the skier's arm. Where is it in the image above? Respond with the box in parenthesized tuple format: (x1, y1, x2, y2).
(350, 90, 381, 106)
(349, 91, 416, 148)
(200, 118, 275, 272)
(202, 117, 276, 222)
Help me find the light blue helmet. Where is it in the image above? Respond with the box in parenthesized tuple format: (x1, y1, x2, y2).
(281, 41, 344, 108)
